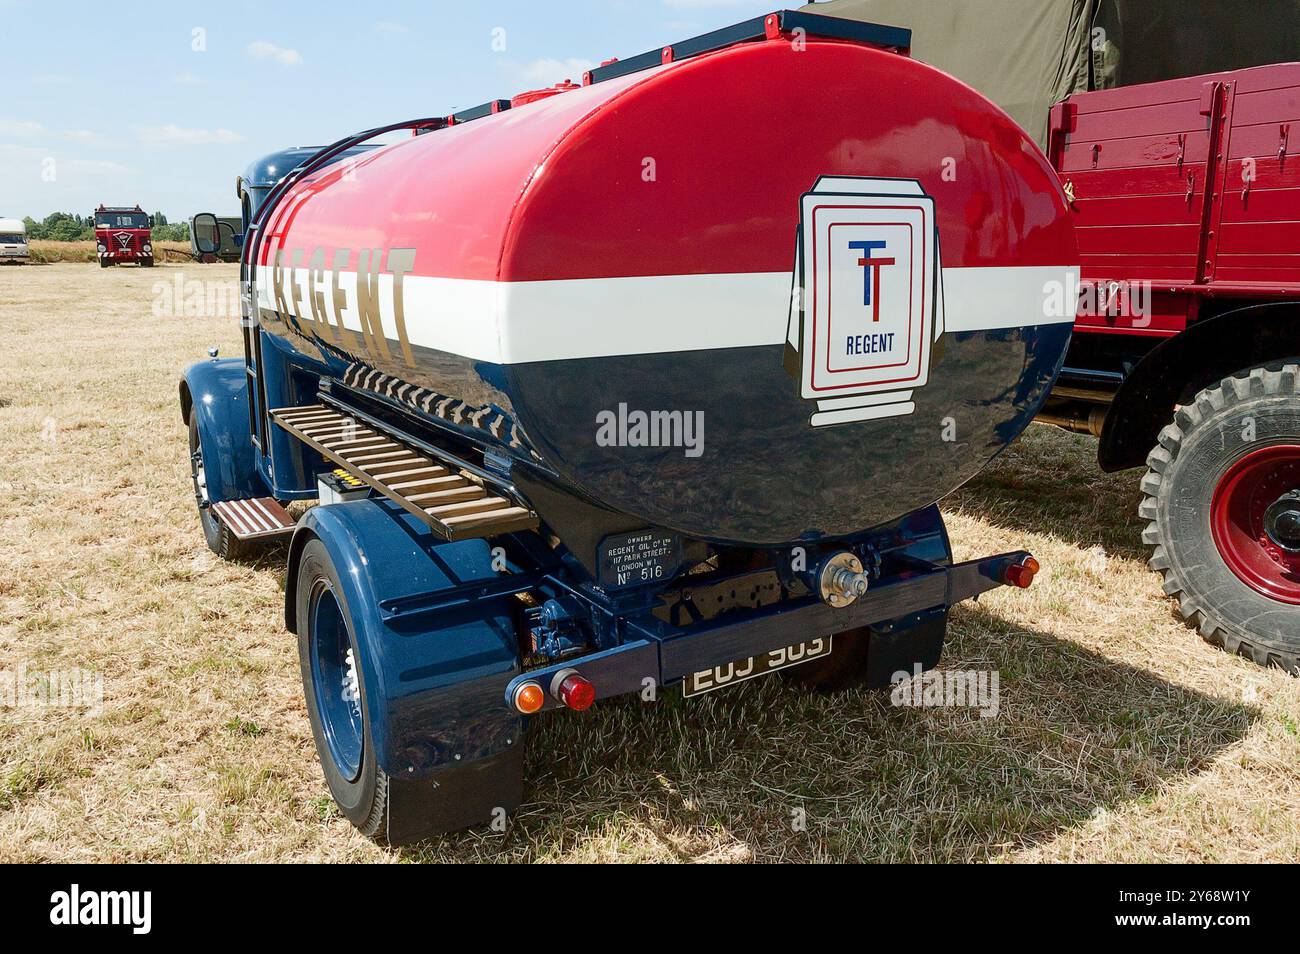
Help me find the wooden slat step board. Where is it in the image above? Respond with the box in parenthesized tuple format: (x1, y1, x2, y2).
(270, 404, 538, 541)
(210, 497, 296, 541)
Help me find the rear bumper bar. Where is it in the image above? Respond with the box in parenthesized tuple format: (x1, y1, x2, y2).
(503, 549, 1028, 711)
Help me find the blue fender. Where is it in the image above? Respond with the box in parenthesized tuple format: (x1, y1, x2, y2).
(179, 358, 268, 503)
(285, 498, 525, 779)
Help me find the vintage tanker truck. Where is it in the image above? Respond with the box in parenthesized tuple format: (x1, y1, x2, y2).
(179, 10, 1077, 843)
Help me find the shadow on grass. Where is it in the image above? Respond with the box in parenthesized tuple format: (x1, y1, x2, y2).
(400, 603, 1255, 863)
(946, 425, 1149, 562)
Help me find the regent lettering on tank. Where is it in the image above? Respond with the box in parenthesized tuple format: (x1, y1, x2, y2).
(267, 246, 417, 368)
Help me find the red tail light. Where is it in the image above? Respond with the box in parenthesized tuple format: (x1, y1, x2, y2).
(551, 670, 595, 711)
(1005, 556, 1040, 589)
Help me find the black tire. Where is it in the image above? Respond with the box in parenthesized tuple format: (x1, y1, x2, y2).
(140, 257, 154, 267)
(1140, 364, 1300, 673)
(187, 412, 254, 561)
(98, 258, 108, 268)
(295, 538, 390, 843)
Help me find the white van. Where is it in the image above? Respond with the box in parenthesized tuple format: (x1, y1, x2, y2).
(0, 217, 28, 264)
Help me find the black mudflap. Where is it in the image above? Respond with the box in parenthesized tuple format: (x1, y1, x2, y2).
(863, 609, 947, 689)
(384, 745, 525, 845)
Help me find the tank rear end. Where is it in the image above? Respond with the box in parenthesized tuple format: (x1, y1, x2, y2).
(251, 17, 1077, 547)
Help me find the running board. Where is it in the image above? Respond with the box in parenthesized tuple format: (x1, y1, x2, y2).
(210, 497, 296, 541)
(269, 404, 539, 541)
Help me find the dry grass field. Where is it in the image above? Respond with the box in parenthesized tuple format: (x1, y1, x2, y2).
(0, 262, 1297, 863)
(25, 240, 192, 265)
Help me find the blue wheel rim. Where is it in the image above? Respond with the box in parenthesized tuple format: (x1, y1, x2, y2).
(310, 583, 364, 782)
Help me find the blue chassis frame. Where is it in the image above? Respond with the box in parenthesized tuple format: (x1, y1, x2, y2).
(501, 548, 1022, 714)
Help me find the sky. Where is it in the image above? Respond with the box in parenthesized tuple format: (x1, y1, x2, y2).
(4, 0, 781, 222)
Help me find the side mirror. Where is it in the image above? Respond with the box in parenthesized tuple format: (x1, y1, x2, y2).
(192, 212, 219, 255)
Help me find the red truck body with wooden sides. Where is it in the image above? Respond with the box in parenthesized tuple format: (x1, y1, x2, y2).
(1043, 63, 1300, 669)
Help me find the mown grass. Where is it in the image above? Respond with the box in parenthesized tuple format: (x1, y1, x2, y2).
(0, 264, 1296, 862)
(25, 240, 193, 265)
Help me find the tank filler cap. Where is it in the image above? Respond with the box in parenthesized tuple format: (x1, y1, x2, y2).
(818, 552, 870, 608)
(511, 80, 581, 108)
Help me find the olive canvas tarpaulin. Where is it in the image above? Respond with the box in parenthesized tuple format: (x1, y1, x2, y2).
(801, 0, 1300, 147)
(800, 0, 1093, 146)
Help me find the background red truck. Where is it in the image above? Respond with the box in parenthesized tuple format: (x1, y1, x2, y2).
(93, 204, 153, 267)
(1042, 65, 1300, 671)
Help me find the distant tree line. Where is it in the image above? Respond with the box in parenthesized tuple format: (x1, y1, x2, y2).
(22, 212, 190, 242)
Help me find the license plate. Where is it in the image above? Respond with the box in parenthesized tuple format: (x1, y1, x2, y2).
(682, 637, 832, 697)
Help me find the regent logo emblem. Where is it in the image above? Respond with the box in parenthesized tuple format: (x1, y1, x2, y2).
(785, 176, 945, 427)
(114, 231, 132, 250)
(849, 240, 895, 319)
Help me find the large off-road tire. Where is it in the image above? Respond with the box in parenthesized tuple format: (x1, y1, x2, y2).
(295, 538, 391, 843)
(188, 412, 254, 561)
(1141, 364, 1300, 673)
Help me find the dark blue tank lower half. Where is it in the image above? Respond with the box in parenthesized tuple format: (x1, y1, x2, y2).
(257, 305, 1071, 547)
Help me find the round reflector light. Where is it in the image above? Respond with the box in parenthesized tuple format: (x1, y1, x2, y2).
(556, 672, 595, 711)
(1005, 559, 1038, 589)
(512, 681, 545, 714)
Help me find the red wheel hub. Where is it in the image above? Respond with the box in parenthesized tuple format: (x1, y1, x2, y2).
(1210, 444, 1300, 604)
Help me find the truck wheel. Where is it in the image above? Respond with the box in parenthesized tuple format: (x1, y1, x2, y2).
(187, 412, 254, 561)
(98, 258, 108, 268)
(141, 257, 154, 268)
(295, 538, 390, 843)
(1141, 364, 1300, 673)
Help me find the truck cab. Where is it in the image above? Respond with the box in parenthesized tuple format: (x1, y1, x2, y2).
(0, 217, 28, 264)
(234, 144, 378, 235)
(93, 204, 153, 267)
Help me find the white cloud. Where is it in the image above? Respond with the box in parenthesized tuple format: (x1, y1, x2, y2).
(67, 158, 131, 175)
(0, 119, 46, 138)
(0, 119, 103, 144)
(246, 40, 303, 66)
(173, 71, 202, 86)
(516, 57, 596, 88)
(135, 125, 246, 146)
